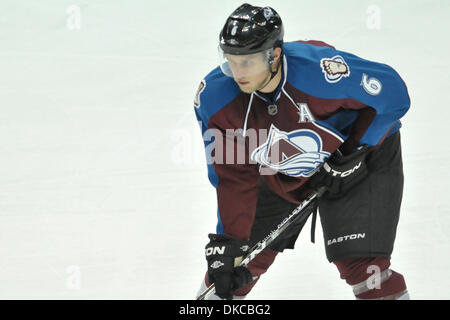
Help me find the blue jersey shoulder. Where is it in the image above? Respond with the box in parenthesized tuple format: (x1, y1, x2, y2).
(283, 41, 410, 113)
(283, 41, 410, 146)
(194, 66, 241, 125)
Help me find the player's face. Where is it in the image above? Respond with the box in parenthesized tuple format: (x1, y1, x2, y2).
(225, 53, 271, 93)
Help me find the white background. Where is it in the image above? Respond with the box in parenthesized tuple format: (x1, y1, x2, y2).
(0, 0, 449, 299)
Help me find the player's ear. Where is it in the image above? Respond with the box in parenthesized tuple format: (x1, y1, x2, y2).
(273, 47, 282, 60)
(273, 47, 281, 59)
(272, 47, 282, 71)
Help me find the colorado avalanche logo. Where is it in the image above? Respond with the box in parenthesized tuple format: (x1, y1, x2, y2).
(251, 125, 330, 177)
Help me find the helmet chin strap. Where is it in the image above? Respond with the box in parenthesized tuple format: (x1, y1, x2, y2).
(255, 51, 283, 92)
(255, 73, 273, 92)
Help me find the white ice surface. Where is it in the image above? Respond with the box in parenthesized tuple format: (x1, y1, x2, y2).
(0, 0, 449, 299)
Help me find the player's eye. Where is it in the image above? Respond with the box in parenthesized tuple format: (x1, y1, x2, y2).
(228, 60, 238, 67)
(228, 59, 254, 70)
(241, 60, 253, 68)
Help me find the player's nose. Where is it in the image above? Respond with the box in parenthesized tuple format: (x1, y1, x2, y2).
(232, 67, 247, 80)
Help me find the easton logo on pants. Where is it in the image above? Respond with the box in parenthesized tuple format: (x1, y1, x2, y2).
(327, 233, 366, 246)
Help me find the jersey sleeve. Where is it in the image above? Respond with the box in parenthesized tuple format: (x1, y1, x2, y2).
(285, 41, 411, 147)
(336, 50, 410, 146)
(193, 74, 259, 240)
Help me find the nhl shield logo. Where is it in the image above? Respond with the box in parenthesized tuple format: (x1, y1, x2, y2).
(267, 104, 278, 116)
(320, 55, 350, 83)
(251, 124, 330, 177)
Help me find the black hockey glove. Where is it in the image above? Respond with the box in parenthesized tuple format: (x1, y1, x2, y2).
(309, 145, 369, 199)
(205, 233, 253, 300)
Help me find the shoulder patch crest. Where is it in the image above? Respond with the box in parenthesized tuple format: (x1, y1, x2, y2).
(320, 55, 350, 83)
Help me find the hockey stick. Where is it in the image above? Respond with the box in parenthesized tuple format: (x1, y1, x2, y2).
(197, 186, 326, 300)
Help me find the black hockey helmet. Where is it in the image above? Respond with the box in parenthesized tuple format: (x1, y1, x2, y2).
(219, 3, 284, 55)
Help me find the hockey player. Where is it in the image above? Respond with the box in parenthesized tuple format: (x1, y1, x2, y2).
(194, 3, 410, 300)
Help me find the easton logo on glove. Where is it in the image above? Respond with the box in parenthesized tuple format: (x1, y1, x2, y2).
(309, 145, 369, 198)
(323, 160, 363, 177)
(205, 233, 253, 299)
(205, 246, 226, 256)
